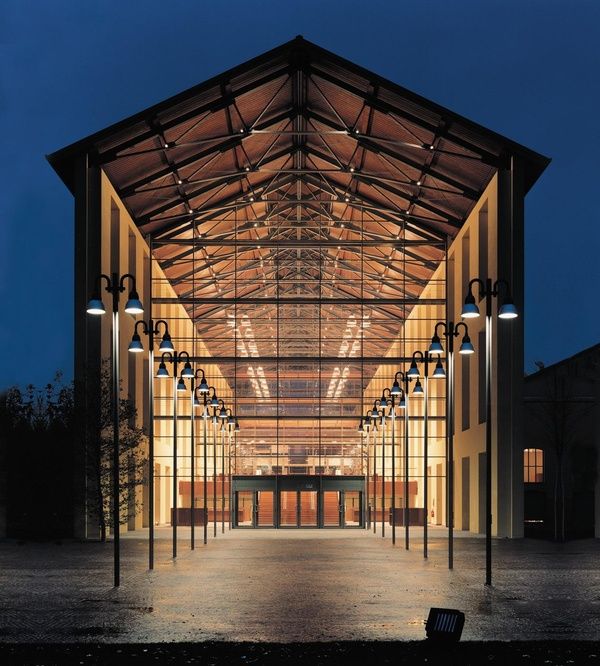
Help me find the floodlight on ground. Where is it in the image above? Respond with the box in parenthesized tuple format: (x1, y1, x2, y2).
(425, 607, 465, 642)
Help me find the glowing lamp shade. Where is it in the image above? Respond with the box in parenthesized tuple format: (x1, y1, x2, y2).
(461, 292, 480, 319)
(498, 298, 518, 319)
(193, 393, 202, 408)
(413, 379, 424, 395)
(398, 395, 406, 409)
(124, 290, 144, 315)
(227, 414, 235, 425)
(459, 334, 475, 355)
(390, 380, 401, 395)
(156, 361, 169, 378)
(198, 377, 209, 393)
(86, 296, 105, 315)
(235, 420, 240, 432)
(379, 395, 388, 408)
(128, 333, 144, 353)
(357, 418, 364, 432)
(181, 361, 194, 378)
(407, 360, 420, 378)
(428, 334, 444, 355)
(218, 405, 228, 419)
(159, 333, 174, 352)
(432, 359, 446, 379)
(176, 377, 187, 392)
(210, 395, 219, 407)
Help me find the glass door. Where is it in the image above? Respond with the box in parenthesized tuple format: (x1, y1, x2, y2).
(280, 490, 298, 526)
(299, 491, 318, 527)
(323, 491, 341, 527)
(343, 491, 362, 527)
(256, 491, 275, 527)
(236, 491, 254, 527)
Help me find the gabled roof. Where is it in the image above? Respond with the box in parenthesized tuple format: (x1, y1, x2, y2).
(48, 35, 549, 241)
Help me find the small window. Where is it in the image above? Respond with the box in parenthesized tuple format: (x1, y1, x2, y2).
(524, 448, 544, 483)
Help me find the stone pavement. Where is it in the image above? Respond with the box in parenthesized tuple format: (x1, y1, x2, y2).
(1, 526, 599, 642)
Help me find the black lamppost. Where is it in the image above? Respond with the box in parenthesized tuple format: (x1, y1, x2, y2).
(357, 416, 370, 529)
(87, 272, 143, 588)
(127, 319, 173, 570)
(194, 386, 219, 544)
(190, 369, 210, 549)
(462, 277, 518, 586)
(369, 399, 383, 534)
(406, 351, 446, 558)
(212, 398, 228, 536)
(428, 321, 474, 570)
(156, 350, 194, 558)
(380, 386, 404, 545)
(391, 371, 411, 549)
(363, 407, 379, 533)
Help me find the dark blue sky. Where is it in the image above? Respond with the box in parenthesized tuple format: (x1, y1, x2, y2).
(1, 0, 599, 387)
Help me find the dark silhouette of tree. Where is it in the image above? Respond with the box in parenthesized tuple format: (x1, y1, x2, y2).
(86, 362, 147, 542)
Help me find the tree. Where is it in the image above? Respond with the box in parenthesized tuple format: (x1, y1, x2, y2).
(529, 372, 593, 541)
(86, 362, 147, 542)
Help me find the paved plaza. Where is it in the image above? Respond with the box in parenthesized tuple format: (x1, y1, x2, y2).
(1, 527, 599, 643)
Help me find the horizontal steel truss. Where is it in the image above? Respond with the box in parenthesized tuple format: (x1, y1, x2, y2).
(153, 297, 443, 305)
(183, 356, 440, 364)
(152, 239, 445, 248)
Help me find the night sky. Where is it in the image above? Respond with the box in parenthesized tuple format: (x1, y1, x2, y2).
(1, 0, 599, 388)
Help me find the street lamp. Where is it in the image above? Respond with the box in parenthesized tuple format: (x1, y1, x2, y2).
(127, 318, 171, 570)
(211, 398, 228, 537)
(407, 350, 446, 558)
(381, 385, 406, 545)
(189, 368, 210, 550)
(392, 371, 412, 549)
(87, 272, 143, 588)
(429, 320, 474, 570)
(462, 277, 518, 586)
(156, 349, 193, 559)
(364, 407, 379, 533)
(195, 385, 218, 544)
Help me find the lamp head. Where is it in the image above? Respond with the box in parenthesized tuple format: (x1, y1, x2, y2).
(227, 413, 235, 425)
(219, 405, 228, 419)
(177, 377, 186, 392)
(159, 332, 174, 352)
(498, 297, 518, 319)
(461, 291, 480, 319)
(156, 361, 169, 378)
(198, 376, 210, 393)
(128, 332, 144, 353)
(390, 379, 401, 395)
(235, 420, 240, 432)
(193, 393, 202, 408)
(124, 289, 144, 315)
(413, 378, 424, 395)
(379, 394, 388, 408)
(181, 361, 194, 378)
(407, 359, 420, 378)
(86, 295, 105, 316)
(357, 418, 364, 432)
(399, 394, 406, 409)
(432, 359, 446, 378)
(210, 394, 219, 407)
(428, 333, 444, 355)
(459, 334, 475, 355)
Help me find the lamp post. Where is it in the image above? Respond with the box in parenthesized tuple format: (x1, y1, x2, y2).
(213, 399, 228, 536)
(381, 387, 404, 544)
(406, 351, 446, 558)
(428, 321, 474, 570)
(358, 415, 370, 529)
(127, 319, 173, 570)
(391, 371, 411, 548)
(156, 350, 194, 558)
(462, 277, 518, 586)
(223, 409, 235, 533)
(190, 369, 210, 549)
(195, 386, 219, 544)
(87, 272, 143, 588)
(364, 408, 378, 533)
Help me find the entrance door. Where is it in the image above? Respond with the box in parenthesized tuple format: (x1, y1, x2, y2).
(236, 491, 254, 527)
(280, 490, 298, 526)
(323, 491, 341, 526)
(343, 491, 361, 527)
(299, 491, 318, 526)
(256, 491, 274, 527)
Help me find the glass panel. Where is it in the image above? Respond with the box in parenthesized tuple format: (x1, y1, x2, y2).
(323, 491, 340, 526)
(344, 491, 361, 527)
(299, 491, 318, 526)
(257, 491, 274, 527)
(280, 491, 298, 526)
(236, 491, 253, 527)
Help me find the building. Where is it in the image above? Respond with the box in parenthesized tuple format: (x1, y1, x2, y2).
(47, 37, 549, 542)
(524, 344, 600, 540)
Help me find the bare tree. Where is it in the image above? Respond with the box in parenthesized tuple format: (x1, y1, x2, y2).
(529, 372, 592, 541)
(86, 362, 147, 542)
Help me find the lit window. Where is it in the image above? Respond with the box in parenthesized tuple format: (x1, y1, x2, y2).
(523, 448, 543, 483)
